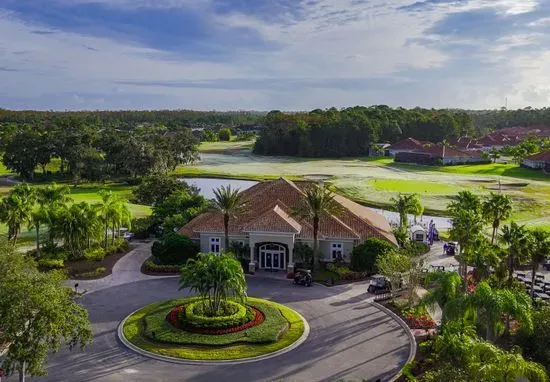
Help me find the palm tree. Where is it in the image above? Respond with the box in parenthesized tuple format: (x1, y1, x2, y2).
(422, 271, 463, 320)
(445, 281, 533, 342)
(391, 193, 422, 228)
(449, 209, 484, 280)
(527, 229, 550, 301)
(212, 185, 244, 252)
(0, 184, 36, 244)
(500, 222, 529, 287)
(37, 183, 72, 246)
(56, 203, 91, 258)
(483, 192, 512, 244)
(292, 183, 342, 270)
(447, 190, 482, 217)
(27, 207, 47, 255)
(97, 190, 118, 248)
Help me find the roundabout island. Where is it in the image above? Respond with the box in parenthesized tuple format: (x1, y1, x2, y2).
(119, 253, 308, 363)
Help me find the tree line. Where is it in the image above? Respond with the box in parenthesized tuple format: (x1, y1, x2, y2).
(0, 117, 198, 181)
(253, 107, 475, 157)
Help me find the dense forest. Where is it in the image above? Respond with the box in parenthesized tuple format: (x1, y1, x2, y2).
(254, 107, 474, 157)
(467, 108, 550, 132)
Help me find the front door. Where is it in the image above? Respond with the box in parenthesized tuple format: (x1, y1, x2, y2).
(259, 244, 285, 270)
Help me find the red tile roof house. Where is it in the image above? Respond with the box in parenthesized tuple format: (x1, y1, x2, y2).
(522, 151, 550, 172)
(178, 178, 397, 274)
(387, 137, 429, 156)
(394, 144, 489, 166)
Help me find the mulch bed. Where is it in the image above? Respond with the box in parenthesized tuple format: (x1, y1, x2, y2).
(66, 246, 134, 280)
(166, 304, 265, 335)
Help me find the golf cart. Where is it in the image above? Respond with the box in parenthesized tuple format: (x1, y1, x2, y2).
(445, 242, 458, 256)
(294, 268, 313, 287)
(367, 275, 392, 294)
(543, 257, 550, 271)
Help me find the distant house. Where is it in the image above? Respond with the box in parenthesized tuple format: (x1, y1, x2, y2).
(448, 137, 483, 151)
(387, 138, 428, 156)
(369, 143, 391, 157)
(522, 151, 550, 172)
(178, 178, 397, 274)
(395, 144, 488, 166)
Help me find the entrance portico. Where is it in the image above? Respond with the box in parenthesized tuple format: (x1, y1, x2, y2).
(248, 233, 294, 274)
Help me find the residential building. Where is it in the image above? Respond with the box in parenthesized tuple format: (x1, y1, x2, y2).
(387, 138, 428, 156)
(178, 178, 397, 274)
(522, 151, 550, 172)
(395, 144, 488, 165)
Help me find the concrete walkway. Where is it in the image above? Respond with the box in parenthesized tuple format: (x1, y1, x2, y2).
(68, 241, 177, 294)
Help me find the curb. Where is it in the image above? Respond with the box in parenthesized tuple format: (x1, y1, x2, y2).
(371, 302, 416, 382)
(117, 305, 311, 366)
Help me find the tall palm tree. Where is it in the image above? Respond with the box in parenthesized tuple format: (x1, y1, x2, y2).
(500, 222, 529, 287)
(293, 183, 342, 270)
(27, 207, 47, 255)
(56, 203, 91, 258)
(212, 185, 244, 252)
(527, 229, 550, 301)
(0, 184, 36, 244)
(422, 271, 463, 321)
(449, 209, 484, 280)
(37, 183, 72, 246)
(97, 190, 117, 248)
(447, 190, 482, 217)
(483, 192, 512, 244)
(391, 193, 422, 228)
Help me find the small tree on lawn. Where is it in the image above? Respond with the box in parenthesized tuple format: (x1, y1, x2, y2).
(179, 252, 247, 316)
(0, 244, 92, 382)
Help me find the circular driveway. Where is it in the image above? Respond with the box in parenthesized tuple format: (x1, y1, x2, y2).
(38, 277, 411, 382)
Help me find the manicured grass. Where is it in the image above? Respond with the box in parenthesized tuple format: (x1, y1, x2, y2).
(390, 162, 549, 181)
(198, 140, 256, 154)
(170, 166, 304, 182)
(122, 297, 305, 360)
(369, 179, 462, 194)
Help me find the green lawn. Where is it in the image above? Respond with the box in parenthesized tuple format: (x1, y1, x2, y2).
(369, 179, 463, 194)
(390, 162, 549, 182)
(122, 297, 305, 360)
(198, 139, 256, 154)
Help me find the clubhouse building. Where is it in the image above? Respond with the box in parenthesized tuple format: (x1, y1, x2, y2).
(178, 178, 396, 274)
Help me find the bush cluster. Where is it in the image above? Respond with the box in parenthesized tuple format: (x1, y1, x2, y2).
(37, 258, 65, 269)
(84, 248, 107, 262)
(350, 237, 395, 273)
(326, 263, 369, 282)
(183, 300, 253, 329)
(151, 234, 199, 265)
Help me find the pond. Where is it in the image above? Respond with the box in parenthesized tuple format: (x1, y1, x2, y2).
(180, 177, 452, 230)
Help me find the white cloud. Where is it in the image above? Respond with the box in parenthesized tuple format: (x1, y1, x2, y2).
(0, 0, 548, 109)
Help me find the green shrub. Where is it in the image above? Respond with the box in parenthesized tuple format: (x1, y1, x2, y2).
(217, 128, 232, 141)
(326, 263, 352, 276)
(38, 258, 65, 269)
(75, 267, 106, 279)
(184, 300, 250, 329)
(351, 237, 395, 272)
(143, 259, 182, 273)
(84, 248, 106, 262)
(132, 217, 156, 239)
(293, 243, 314, 268)
(403, 241, 430, 256)
(151, 233, 199, 265)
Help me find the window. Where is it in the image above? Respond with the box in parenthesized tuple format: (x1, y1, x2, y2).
(210, 237, 221, 254)
(331, 242, 343, 260)
(415, 233, 424, 242)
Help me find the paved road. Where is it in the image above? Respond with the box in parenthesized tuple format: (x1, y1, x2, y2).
(37, 277, 411, 382)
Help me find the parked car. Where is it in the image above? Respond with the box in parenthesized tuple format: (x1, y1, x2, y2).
(367, 275, 391, 294)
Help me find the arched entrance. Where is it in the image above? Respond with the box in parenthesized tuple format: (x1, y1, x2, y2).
(259, 243, 286, 271)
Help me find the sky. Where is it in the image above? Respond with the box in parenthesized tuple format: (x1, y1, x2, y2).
(0, 0, 549, 111)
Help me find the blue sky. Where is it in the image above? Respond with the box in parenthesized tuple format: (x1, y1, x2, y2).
(0, 0, 549, 110)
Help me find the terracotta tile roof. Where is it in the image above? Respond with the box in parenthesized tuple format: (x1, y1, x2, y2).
(412, 144, 482, 158)
(243, 205, 302, 233)
(524, 151, 550, 162)
(388, 137, 427, 150)
(178, 178, 397, 245)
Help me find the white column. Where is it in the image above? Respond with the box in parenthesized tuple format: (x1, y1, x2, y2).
(287, 235, 295, 275)
(248, 237, 256, 274)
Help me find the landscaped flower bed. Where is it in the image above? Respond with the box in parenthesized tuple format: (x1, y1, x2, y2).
(401, 306, 436, 329)
(166, 303, 265, 334)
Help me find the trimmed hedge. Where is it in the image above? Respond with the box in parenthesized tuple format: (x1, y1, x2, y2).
(183, 300, 251, 329)
(143, 259, 182, 273)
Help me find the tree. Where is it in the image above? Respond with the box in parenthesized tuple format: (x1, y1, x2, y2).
(212, 185, 244, 252)
(133, 174, 196, 205)
(527, 229, 550, 300)
(54, 203, 100, 259)
(96, 191, 131, 248)
(2, 127, 52, 180)
(391, 193, 422, 228)
(483, 192, 513, 244)
(179, 252, 247, 316)
(517, 306, 550, 372)
(488, 147, 501, 163)
(152, 189, 207, 226)
(292, 183, 342, 269)
(500, 222, 529, 287)
(218, 128, 232, 141)
(422, 271, 463, 321)
(151, 233, 199, 265)
(350, 237, 395, 272)
(0, 184, 36, 244)
(0, 245, 92, 382)
(447, 190, 482, 217)
(375, 250, 411, 291)
(449, 208, 484, 280)
(37, 183, 72, 246)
